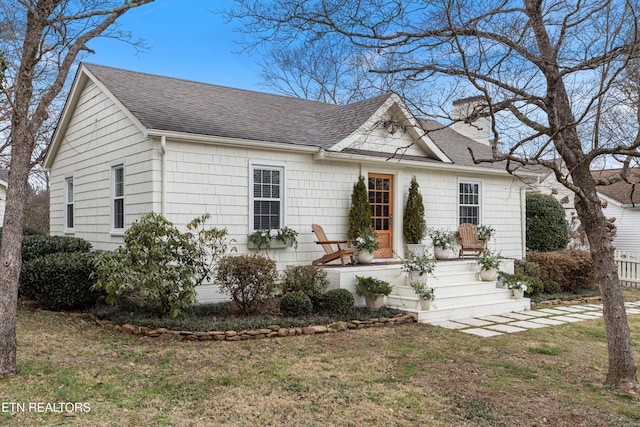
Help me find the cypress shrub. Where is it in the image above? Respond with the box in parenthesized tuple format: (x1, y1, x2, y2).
(526, 193, 568, 252)
(348, 175, 372, 240)
(403, 176, 427, 244)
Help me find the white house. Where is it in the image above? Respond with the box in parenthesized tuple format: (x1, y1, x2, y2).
(43, 64, 535, 306)
(0, 168, 7, 226)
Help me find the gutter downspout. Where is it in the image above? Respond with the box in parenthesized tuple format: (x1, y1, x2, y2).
(161, 136, 166, 216)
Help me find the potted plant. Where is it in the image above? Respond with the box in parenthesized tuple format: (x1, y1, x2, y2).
(355, 275, 393, 311)
(475, 249, 502, 281)
(477, 224, 495, 242)
(248, 226, 298, 250)
(412, 283, 435, 310)
(348, 175, 373, 240)
(498, 272, 529, 299)
(403, 176, 427, 254)
(401, 251, 436, 286)
(354, 226, 379, 264)
(427, 228, 457, 259)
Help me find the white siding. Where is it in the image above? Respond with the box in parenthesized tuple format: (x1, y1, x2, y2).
(602, 199, 640, 252)
(48, 80, 157, 249)
(0, 184, 5, 225)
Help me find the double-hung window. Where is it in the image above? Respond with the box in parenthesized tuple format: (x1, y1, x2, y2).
(250, 163, 285, 230)
(112, 164, 125, 231)
(65, 177, 74, 231)
(459, 181, 481, 225)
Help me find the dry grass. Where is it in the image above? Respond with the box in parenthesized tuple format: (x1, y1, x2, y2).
(1, 288, 640, 426)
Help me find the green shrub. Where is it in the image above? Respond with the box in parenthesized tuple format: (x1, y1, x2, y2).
(403, 176, 427, 244)
(514, 259, 541, 278)
(348, 175, 373, 240)
(280, 291, 313, 317)
(280, 265, 329, 305)
(216, 254, 279, 315)
(0, 226, 47, 240)
(93, 213, 233, 318)
(355, 276, 393, 297)
(526, 250, 596, 293)
(22, 235, 91, 262)
(498, 271, 544, 297)
(20, 252, 100, 310)
(543, 280, 563, 294)
(526, 193, 568, 252)
(323, 288, 355, 315)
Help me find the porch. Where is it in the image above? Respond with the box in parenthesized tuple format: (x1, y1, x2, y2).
(320, 258, 530, 323)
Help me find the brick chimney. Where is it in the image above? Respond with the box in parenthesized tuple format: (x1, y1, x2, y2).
(452, 96, 490, 145)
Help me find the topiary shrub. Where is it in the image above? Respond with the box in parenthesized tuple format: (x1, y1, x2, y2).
(526, 250, 596, 293)
(20, 252, 100, 310)
(348, 175, 373, 240)
(216, 253, 279, 315)
(280, 265, 329, 306)
(280, 291, 313, 317)
(21, 235, 92, 262)
(403, 176, 427, 244)
(323, 288, 355, 315)
(526, 193, 569, 252)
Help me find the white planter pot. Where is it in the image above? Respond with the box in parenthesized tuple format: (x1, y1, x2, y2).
(407, 271, 427, 286)
(434, 247, 457, 260)
(364, 294, 385, 311)
(512, 288, 525, 299)
(419, 298, 433, 311)
(356, 250, 374, 264)
(479, 268, 498, 281)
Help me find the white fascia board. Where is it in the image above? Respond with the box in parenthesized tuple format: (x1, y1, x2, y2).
(146, 129, 322, 154)
(43, 64, 148, 170)
(327, 93, 453, 163)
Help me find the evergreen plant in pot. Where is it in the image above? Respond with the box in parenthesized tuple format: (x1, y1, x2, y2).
(403, 176, 427, 254)
(348, 175, 373, 240)
(355, 275, 393, 311)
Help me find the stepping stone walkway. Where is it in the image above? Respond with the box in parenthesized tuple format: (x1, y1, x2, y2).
(428, 301, 640, 337)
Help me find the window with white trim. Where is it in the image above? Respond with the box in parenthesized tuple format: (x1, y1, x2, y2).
(112, 164, 125, 230)
(459, 181, 481, 225)
(65, 177, 74, 230)
(251, 165, 284, 230)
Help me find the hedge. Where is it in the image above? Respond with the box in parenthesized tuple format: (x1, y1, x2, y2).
(525, 250, 596, 293)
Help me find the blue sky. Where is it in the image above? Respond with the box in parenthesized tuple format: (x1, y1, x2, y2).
(86, 0, 261, 90)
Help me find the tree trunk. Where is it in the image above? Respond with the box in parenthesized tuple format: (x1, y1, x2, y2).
(572, 167, 638, 388)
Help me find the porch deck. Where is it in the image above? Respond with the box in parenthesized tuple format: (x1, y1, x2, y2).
(320, 258, 530, 323)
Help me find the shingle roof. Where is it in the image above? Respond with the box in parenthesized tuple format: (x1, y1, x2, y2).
(82, 63, 503, 168)
(593, 168, 640, 206)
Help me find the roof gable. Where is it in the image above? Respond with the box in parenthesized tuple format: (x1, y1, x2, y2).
(593, 168, 640, 206)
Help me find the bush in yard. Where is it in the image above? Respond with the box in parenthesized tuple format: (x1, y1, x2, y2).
(22, 235, 92, 262)
(93, 212, 233, 318)
(21, 252, 100, 310)
(280, 291, 313, 317)
(526, 250, 596, 293)
(323, 288, 355, 315)
(514, 259, 542, 278)
(216, 253, 279, 315)
(526, 193, 569, 252)
(543, 280, 563, 294)
(280, 265, 329, 306)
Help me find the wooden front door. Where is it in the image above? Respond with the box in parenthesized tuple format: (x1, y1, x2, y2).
(368, 173, 393, 257)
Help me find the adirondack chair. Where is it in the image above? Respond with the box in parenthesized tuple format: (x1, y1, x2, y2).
(311, 224, 355, 266)
(457, 223, 486, 258)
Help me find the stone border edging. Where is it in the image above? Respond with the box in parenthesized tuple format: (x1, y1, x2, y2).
(101, 313, 417, 342)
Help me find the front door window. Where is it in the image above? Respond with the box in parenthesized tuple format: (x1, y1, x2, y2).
(368, 173, 393, 257)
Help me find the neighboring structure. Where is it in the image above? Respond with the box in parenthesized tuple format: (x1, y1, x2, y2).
(593, 168, 640, 252)
(44, 64, 536, 300)
(522, 161, 575, 224)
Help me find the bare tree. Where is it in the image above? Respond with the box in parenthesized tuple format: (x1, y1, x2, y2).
(0, 0, 154, 379)
(227, 0, 640, 390)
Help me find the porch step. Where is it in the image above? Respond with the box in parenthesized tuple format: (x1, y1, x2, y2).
(392, 281, 499, 299)
(397, 298, 531, 324)
(388, 287, 514, 309)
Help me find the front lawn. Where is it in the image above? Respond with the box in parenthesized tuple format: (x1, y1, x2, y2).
(1, 288, 640, 426)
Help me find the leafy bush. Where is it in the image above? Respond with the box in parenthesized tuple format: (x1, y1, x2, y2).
(280, 265, 329, 305)
(526, 193, 568, 252)
(280, 291, 313, 317)
(323, 288, 355, 315)
(498, 271, 544, 296)
(0, 226, 46, 240)
(216, 254, 279, 315)
(22, 235, 91, 262)
(543, 280, 563, 294)
(526, 250, 596, 293)
(20, 252, 100, 310)
(93, 213, 233, 318)
(514, 259, 541, 278)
